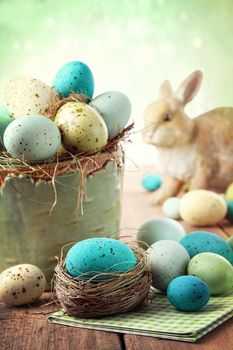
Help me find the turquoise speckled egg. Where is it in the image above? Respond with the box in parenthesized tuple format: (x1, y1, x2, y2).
(167, 276, 210, 312)
(53, 61, 94, 98)
(180, 231, 233, 264)
(90, 91, 131, 139)
(3, 115, 61, 162)
(141, 174, 162, 192)
(66, 238, 137, 281)
(0, 106, 13, 146)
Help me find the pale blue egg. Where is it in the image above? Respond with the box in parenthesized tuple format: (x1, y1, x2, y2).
(0, 106, 13, 146)
(66, 238, 137, 281)
(180, 231, 233, 264)
(3, 115, 61, 162)
(90, 91, 131, 139)
(167, 276, 210, 312)
(141, 174, 162, 192)
(53, 61, 94, 98)
(162, 197, 181, 220)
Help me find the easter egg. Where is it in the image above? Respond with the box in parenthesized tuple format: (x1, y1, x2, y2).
(0, 264, 46, 306)
(4, 76, 57, 118)
(66, 238, 137, 281)
(180, 190, 227, 226)
(167, 276, 210, 312)
(137, 218, 185, 249)
(53, 61, 94, 98)
(147, 240, 190, 291)
(4, 114, 61, 162)
(226, 201, 233, 222)
(90, 91, 131, 139)
(180, 231, 233, 264)
(188, 253, 233, 295)
(226, 183, 233, 201)
(162, 197, 181, 220)
(228, 236, 233, 249)
(141, 174, 162, 192)
(54, 102, 108, 153)
(0, 106, 13, 146)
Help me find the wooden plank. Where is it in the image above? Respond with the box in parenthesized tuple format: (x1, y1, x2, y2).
(124, 317, 233, 350)
(0, 293, 123, 350)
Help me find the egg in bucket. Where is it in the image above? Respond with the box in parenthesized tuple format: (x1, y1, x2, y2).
(0, 61, 132, 290)
(54, 238, 152, 317)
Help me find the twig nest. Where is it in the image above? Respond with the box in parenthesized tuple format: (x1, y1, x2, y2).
(54, 247, 152, 318)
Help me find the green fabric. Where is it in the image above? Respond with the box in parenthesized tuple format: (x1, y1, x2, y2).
(48, 291, 233, 342)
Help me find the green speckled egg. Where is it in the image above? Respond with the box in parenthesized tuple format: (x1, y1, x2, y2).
(188, 252, 233, 295)
(66, 238, 137, 281)
(54, 102, 108, 154)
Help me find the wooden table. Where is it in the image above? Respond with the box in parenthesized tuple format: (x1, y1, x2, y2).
(1, 165, 233, 350)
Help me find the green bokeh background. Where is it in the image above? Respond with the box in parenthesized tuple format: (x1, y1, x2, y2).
(0, 0, 232, 162)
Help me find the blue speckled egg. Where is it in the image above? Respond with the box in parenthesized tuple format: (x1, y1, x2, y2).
(3, 115, 61, 162)
(141, 174, 162, 192)
(66, 238, 137, 281)
(226, 201, 233, 223)
(180, 231, 233, 264)
(53, 61, 94, 98)
(167, 276, 210, 312)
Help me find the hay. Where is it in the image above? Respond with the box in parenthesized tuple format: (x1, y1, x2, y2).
(53, 246, 152, 318)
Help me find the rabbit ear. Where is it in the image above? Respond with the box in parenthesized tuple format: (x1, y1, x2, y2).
(176, 70, 203, 105)
(159, 80, 173, 99)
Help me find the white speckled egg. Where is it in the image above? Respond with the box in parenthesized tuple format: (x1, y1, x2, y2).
(3, 114, 61, 162)
(188, 252, 233, 295)
(180, 190, 227, 226)
(4, 76, 57, 118)
(147, 240, 190, 291)
(162, 197, 181, 220)
(54, 101, 108, 153)
(137, 217, 185, 249)
(90, 91, 131, 139)
(0, 264, 46, 306)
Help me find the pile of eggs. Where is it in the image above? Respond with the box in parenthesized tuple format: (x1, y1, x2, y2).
(137, 218, 233, 312)
(0, 61, 131, 163)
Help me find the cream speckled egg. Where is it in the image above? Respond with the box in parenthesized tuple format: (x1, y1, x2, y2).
(4, 76, 57, 118)
(0, 264, 46, 306)
(54, 102, 108, 153)
(180, 190, 227, 226)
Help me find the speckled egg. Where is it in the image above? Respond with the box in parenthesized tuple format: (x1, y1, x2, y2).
(167, 276, 210, 312)
(4, 76, 57, 118)
(147, 240, 190, 291)
(226, 201, 233, 223)
(3, 114, 61, 162)
(137, 218, 186, 249)
(54, 102, 108, 154)
(228, 236, 233, 249)
(180, 231, 233, 264)
(66, 238, 137, 281)
(226, 183, 233, 201)
(141, 174, 162, 192)
(188, 253, 233, 295)
(0, 106, 13, 146)
(180, 190, 227, 226)
(53, 61, 94, 98)
(90, 91, 131, 139)
(0, 264, 46, 306)
(162, 197, 181, 220)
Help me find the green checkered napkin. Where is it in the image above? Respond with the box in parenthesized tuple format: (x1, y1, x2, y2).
(48, 291, 233, 342)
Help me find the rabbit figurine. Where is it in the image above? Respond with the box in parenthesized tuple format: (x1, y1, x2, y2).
(143, 70, 233, 205)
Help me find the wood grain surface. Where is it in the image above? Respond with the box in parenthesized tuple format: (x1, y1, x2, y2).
(0, 164, 232, 350)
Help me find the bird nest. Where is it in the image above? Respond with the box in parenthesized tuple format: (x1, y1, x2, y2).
(53, 246, 152, 318)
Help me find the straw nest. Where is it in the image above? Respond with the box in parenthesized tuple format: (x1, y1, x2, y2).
(53, 246, 152, 318)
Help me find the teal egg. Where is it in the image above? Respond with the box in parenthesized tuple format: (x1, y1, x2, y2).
(66, 238, 137, 281)
(167, 276, 210, 312)
(180, 231, 233, 264)
(228, 236, 233, 249)
(0, 106, 13, 146)
(141, 174, 162, 192)
(53, 61, 94, 98)
(226, 201, 233, 222)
